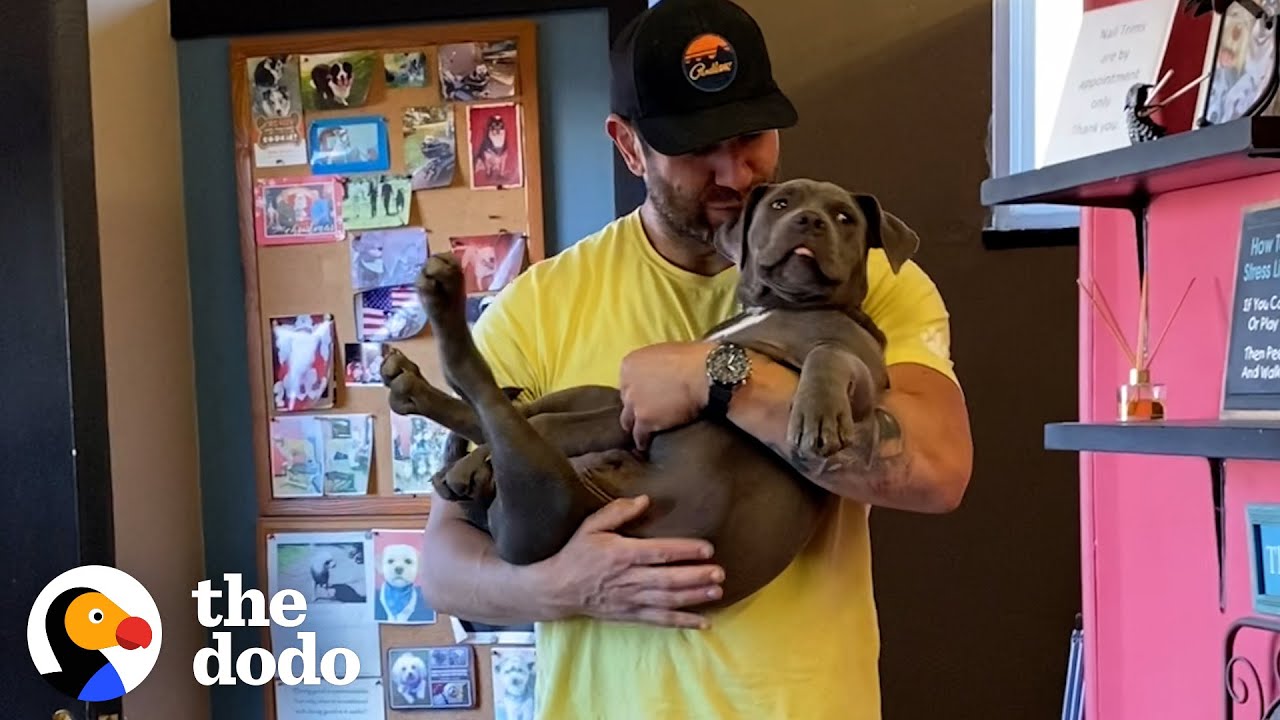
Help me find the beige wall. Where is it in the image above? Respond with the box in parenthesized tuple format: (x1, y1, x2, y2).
(87, 0, 208, 717)
(738, 0, 1083, 717)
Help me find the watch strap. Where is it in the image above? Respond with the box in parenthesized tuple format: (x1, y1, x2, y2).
(704, 380, 735, 419)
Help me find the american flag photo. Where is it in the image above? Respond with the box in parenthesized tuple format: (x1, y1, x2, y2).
(356, 284, 427, 341)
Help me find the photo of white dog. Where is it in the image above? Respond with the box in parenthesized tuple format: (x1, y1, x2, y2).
(491, 647, 536, 720)
(372, 531, 436, 623)
(386, 645, 476, 710)
(388, 649, 429, 707)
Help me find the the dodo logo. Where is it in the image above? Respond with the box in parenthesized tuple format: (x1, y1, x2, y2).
(682, 33, 737, 92)
(27, 565, 162, 701)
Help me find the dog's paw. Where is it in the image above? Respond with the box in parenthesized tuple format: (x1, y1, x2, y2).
(433, 448, 495, 505)
(416, 253, 466, 318)
(787, 390, 856, 459)
(382, 348, 435, 416)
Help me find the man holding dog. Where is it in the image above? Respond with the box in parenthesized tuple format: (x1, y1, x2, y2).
(419, 0, 973, 717)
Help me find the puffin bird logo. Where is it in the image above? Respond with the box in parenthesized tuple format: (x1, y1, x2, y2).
(27, 565, 162, 701)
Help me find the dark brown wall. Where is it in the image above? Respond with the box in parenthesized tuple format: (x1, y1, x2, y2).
(736, 1, 1083, 717)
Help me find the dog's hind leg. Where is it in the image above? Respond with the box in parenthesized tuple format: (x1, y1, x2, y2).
(382, 349, 486, 444)
(416, 253, 608, 565)
(382, 353, 523, 446)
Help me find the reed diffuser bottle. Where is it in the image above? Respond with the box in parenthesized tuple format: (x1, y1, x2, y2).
(1079, 272, 1194, 424)
(1119, 367, 1166, 421)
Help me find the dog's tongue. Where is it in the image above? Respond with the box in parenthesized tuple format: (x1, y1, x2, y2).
(792, 246, 815, 257)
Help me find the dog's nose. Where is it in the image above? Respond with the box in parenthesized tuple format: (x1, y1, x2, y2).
(793, 210, 826, 231)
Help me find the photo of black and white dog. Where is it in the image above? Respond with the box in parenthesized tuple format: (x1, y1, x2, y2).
(301, 51, 376, 111)
(251, 55, 292, 118)
(246, 54, 307, 166)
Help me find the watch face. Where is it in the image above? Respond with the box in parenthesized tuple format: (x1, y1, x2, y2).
(708, 344, 749, 385)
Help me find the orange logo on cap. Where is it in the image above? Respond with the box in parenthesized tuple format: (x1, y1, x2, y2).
(682, 33, 737, 92)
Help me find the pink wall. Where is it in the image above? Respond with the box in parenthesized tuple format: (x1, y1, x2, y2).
(1081, 175, 1280, 719)
(1073, 2, 1279, 717)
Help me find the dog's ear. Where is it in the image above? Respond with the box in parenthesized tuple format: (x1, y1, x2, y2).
(712, 183, 774, 266)
(852, 192, 920, 274)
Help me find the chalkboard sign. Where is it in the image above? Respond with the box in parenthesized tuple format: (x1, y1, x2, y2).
(1223, 201, 1280, 417)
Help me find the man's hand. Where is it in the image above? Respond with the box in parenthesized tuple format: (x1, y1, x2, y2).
(536, 495, 724, 629)
(618, 341, 712, 450)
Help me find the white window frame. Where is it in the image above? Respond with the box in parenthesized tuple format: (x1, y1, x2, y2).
(989, 0, 1082, 231)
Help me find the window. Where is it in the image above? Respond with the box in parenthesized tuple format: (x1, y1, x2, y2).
(990, 0, 1084, 231)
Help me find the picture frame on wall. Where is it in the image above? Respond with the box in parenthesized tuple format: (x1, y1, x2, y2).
(1247, 504, 1280, 617)
(1196, 0, 1280, 126)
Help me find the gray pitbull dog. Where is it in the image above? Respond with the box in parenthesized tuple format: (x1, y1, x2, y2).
(381, 178, 920, 609)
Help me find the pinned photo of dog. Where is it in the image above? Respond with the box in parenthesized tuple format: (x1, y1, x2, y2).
(350, 226, 428, 292)
(449, 232, 528, 295)
(467, 103, 523, 189)
(371, 529, 436, 623)
(269, 416, 325, 498)
(269, 313, 335, 412)
(386, 646, 477, 710)
(384, 50, 427, 88)
(253, 176, 345, 245)
(390, 411, 452, 494)
(272, 540, 369, 607)
(308, 117, 391, 176)
(389, 649, 430, 706)
(438, 40, 517, 101)
(403, 105, 457, 190)
(246, 54, 307, 167)
(300, 51, 377, 110)
(491, 647, 536, 720)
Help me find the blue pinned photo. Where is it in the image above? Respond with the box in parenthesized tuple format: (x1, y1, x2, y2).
(308, 115, 391, 175)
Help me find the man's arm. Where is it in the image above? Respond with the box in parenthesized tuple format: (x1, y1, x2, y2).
(717, 353, 972, 513)
(618, 261, 972, 514)
(620, 343, 971, 513)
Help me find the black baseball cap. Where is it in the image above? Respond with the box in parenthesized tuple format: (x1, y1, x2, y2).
(610, 0, 798, 156)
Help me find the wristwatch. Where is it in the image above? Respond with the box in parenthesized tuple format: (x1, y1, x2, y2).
(704, 342, 751, 419)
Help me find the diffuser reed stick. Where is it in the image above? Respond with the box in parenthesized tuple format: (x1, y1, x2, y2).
(1147, 277, 1196, 368)
(1078, 279, 1136, 367)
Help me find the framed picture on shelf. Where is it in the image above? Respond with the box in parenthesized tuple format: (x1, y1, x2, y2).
(1197, 0, 1280, 126)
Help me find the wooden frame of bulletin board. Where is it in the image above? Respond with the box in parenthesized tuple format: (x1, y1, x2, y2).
(229, 18, 544, 720)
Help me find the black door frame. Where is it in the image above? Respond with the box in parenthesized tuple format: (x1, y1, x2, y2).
(2, 0, 116, 715)
(168, 0, 650, 216)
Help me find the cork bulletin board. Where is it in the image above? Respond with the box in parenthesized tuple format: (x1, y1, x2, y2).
(228, 17, 543, 720)
(231, 18, 543, 520)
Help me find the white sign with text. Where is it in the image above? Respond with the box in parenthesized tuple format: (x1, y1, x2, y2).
(1043, 0, 1178, 166)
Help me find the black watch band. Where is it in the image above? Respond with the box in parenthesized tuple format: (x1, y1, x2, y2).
(704, 381, 735, 419)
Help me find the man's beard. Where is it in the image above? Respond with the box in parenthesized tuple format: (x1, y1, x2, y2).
(645, 169, 776, 247)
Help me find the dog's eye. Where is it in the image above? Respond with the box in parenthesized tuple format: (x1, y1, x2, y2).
(836, 211, 853, 224)
(771, 198, 788, 210)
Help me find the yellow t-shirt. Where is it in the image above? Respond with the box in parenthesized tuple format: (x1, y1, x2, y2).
(471, 209, 958, 720)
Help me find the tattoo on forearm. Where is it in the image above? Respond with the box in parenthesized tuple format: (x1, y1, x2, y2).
(874, 407, 905, 459)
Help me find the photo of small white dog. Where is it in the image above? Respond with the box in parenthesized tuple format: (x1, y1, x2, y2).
(491, 647, 536, 720)
(388, 649, 430, 708)
(373, 533, 436, 623)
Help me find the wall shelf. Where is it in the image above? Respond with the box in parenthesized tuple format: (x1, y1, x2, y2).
(1045, 419, 1280, 461)
(981, 116, 1280, 209)
(1046, 418, 1280, 617)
